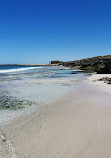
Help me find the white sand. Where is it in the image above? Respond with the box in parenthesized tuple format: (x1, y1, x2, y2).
(86, 73, 111, 95)
(1, 78, 111, 158)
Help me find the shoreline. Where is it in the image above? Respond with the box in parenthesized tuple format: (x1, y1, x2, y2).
(1, 75, 111, 157)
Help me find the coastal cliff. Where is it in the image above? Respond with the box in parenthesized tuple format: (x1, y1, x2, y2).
(51, 55, 111, 74)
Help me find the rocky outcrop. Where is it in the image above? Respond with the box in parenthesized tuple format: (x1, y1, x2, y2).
(51, 55, 111, 74)
(93, 58, 111, 74)
(99, 77, 111, 84)
(50, 61, 63, 65)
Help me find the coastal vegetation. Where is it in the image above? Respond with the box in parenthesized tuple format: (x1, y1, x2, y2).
(51, 55, 111, 74)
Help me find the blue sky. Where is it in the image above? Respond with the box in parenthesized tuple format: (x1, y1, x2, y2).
(0, 0, 111, 64)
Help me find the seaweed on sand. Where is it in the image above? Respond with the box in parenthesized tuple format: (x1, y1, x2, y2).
(0, 95, 34, 110)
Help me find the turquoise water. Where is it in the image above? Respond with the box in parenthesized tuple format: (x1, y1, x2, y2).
(0, 65, 85, 124)
(0, 65, 85, 83)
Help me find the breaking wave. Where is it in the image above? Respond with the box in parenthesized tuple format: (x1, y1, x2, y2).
(0, 67, 41, 73)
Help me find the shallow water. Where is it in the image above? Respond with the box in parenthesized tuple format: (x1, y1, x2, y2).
(0, 65, 86, 124)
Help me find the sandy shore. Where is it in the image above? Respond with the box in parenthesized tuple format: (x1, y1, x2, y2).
(86, 73, 111, 95)
(1, 77, 111, 158)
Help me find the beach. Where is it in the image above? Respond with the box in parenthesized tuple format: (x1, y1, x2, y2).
(1, 73, 111, 158)
(0, 0, 111, 156)
(87, 73, 111, 95)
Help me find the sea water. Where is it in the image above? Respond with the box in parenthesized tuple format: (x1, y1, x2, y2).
(0, 65, 85, 124)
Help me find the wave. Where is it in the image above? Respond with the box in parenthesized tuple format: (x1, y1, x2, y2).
(0, 67, 41, 73)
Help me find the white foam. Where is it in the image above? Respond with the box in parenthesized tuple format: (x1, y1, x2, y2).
(0, 67, 41, 73)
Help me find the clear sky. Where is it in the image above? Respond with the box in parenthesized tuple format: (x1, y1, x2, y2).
(0, 0, 111, 64)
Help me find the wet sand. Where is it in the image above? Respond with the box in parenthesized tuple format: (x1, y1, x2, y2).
(1, 80, 111, 158)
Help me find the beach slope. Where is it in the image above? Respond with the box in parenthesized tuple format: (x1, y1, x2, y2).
(1, 81, 111, 158)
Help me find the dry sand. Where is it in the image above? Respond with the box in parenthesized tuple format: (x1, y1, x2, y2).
(1, 77, 111, 158)
(86, 73, 111, 95)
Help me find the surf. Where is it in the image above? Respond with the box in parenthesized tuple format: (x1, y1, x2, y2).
(0, 67, 41, 73)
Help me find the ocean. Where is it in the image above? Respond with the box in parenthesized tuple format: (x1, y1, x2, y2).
(0, 65, 85, 124)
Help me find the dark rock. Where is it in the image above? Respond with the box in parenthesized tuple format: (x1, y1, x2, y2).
(51, 55, 111, 74)
(98, 77, 111, 84)
(93, 58, 111, 74)
(99, 77, 110, 81)
(108, 80, 111, 84)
